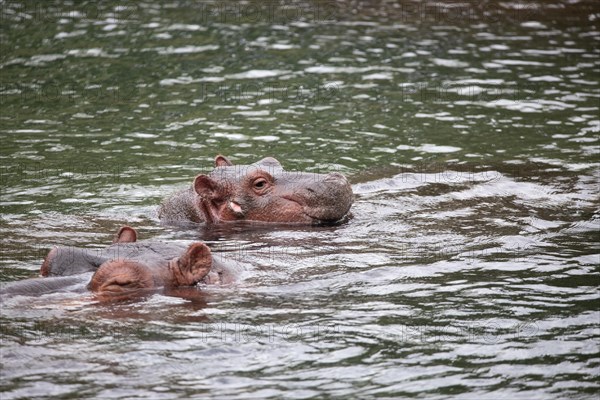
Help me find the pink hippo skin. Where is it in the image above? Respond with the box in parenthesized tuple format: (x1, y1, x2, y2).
(158, 155, 354, 225)
(1, 226, 235, 301)
(87, 227, 213, 298)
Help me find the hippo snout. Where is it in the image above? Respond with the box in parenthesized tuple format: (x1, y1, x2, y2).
(301, 172, 353, 223)
(325, 172, 347, 183)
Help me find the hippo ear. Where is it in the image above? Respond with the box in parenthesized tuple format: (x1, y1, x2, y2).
(174, 243, 213, 286)
(193, 175, 219, 198)
(40, 247, 58, 276)
(113, 226, 138, 243)
(215, 155, 233, 167)
(258, 157, 282, 168)
(183, 243, 212, 266)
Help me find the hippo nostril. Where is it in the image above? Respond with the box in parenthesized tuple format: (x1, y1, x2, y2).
(325, 172, 347, 183)
(306, 188, 316, 193)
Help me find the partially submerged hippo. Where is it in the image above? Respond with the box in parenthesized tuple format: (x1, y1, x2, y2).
(158, 155, 353, 225)
(87, 226, 217, 296)
(1, 226, 234, 300)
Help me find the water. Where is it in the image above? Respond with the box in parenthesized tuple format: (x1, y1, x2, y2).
(1, 1, 599, 398)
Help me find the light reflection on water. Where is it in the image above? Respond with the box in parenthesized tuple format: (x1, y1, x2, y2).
(1, 1, 599, 398)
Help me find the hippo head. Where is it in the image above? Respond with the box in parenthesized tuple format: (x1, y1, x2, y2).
(41, 226, 213, 298)
(88, 242, 213, 295)
(193, 155, 353, 224)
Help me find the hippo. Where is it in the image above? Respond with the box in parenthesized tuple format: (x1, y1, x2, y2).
(1, 226, 235, 300)
(158, 155, 353, 225)
(0, 274, 92, 298)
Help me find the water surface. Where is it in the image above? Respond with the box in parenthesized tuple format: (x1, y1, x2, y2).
(1, 1, 599, 398)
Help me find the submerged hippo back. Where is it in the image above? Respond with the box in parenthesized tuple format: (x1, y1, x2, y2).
(0, 274, 92, 298)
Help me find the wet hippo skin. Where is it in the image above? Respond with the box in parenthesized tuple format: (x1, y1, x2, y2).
(158, 155, 354, 225)
(0, 274, 92, 298)
(1, 226, 236, 300)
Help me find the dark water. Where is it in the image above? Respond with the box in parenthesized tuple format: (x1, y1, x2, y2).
(1, 1, 599, 398)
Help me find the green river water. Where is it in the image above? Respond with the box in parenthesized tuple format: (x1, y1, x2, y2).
(1, 1, 599, 399)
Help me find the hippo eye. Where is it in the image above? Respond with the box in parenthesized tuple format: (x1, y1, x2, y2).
(253, 178, 268, 192)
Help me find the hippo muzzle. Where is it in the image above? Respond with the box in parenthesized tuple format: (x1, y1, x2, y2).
(283, 172, 353, 224)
